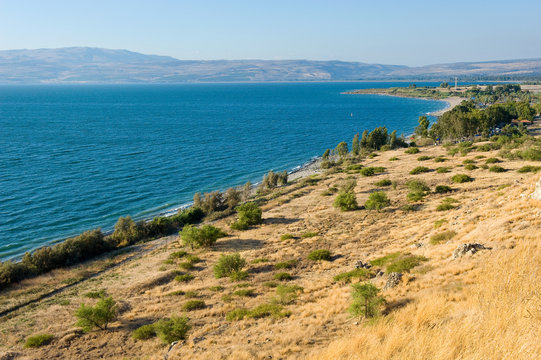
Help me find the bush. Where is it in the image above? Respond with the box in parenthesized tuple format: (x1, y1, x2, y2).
(333, 191, 358, 211)
(280, 234, 294, 241)
(301, 232, 319, 238)
(231, 202, 262, 230)
(247, 304, 290, 319)
(389, 157, 399, 161)
(178, 262, 194, 270)
(365, 191, 390, 211)
(462, 159, 475, 164)
(271, 284, 303, 305)
(84, 290, 107, 299)
(518, 165, 541, 173)
(400, 204, 416, 212)
(360, 167, 375, 176)
(274, 272, 293, 281)
(374, 179, 392, 187)
(333, 268, 373, 283)
(182, 300, 206, 311)
(213, 253, 247, 279)
(407, 191, 425, 202)
(175, 274, 195, 283)
(274, 259, 297, 269)
(169, 250, 188, 259)
(435, 185, 452, 194)
(348, 283, 384, 318)
(405, 147, 420, 154)
(180, 225, 227, 249)
(229, 270, 249, 281)
(485, 157, 501, 164)
(386, 255, 428, 273)
(233, 289, 256, 297)
(430, 230, 457, 245)
(226, 308, 250, 321)
(24, 334, 54, 348)
(406, 179, 429, 192)
(434, 219, 448, 228)
(436, 167, 450, 173)
(75, 296, 117, 332)
(132, 324, 157, 340)
(370, 252, 402, 267)
(464, 164, 478, 171)
(452, 174, 473, 183)
(489, 165, 506, 173)
(434, 156, 447, 163)
(307, 249, 332, 261)
(154, 316, 191, 344)
(417, 156, 432, 161)
(410, 166, 430, 175)
(437, 202, 455, 211)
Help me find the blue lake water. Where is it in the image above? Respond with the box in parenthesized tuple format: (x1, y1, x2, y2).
(0, 82, 448, 260)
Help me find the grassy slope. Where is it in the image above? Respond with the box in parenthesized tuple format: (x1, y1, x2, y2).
(0, 141, 540, 360)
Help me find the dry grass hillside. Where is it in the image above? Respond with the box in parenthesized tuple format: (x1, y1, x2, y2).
(0, 139, 540, 360)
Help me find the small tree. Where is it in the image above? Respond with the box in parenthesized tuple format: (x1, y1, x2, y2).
(415, 116, 430, 138)
(365, 191, 390, 211)
(352, 133, 360, 155)
(225, 187, 241, 209)
(348, 283, 384, 318)
(112, 216, 140, 246)
(231, 202, 262, 230)
(180, 225, 226, 249)
(213, 253, 247, 279)
(333, 191, 358, 211)
(322, 149, 330, 160)
(335, 141, 349, 158)
(75, 296, 117, 332)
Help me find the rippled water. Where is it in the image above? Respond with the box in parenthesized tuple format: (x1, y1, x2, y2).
(0, 82, 447, 259)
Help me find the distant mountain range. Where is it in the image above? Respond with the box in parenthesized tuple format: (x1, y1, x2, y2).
(0, 47, 540, 83)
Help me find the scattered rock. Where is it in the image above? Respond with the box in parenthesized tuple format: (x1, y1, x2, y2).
(410, 242, 423, 248)
(0, 352, 19, 360)
(354, 260, 371, 269)
(376, 270, 385, 277)
(192, 336, 206, 344)
(384, 272, 402, 290)
(453, 243, 491, 259)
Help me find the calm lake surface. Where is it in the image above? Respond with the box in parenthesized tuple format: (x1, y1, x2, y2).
(0, 82, 448, 260)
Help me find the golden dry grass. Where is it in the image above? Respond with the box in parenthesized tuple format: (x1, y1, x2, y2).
(0, 141, 540, 360)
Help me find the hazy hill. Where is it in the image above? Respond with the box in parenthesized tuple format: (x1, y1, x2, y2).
(0, 47, 540, 83)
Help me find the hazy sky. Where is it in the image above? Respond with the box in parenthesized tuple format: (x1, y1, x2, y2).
(1, 0, 540, 66)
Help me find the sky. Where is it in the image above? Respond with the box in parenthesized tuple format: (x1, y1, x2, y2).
(0, 0, 540, 66)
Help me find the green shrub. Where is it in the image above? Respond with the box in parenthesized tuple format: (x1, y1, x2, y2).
(489, 165, 506, 173)
(333, 268, 372, 283)
(132, 324, 157, 340)
(301, 232, 319, 238)
(229, 270, 249, 281)
(464, 164, 478, 171)
(365, 191, 390, 210)
(274, 259, 297, 270)
(407, 191, 425, 202)
(434, 219, 448, 229)
(263, 281, 279, 288)
(274, 272, 293, 281)
(374, 179, 392, 187)
(233, 289, 256, 297)
(180, 224, 227, 249)
(360, 167, 376, 176)
(517, 165, 541, 173)
(271, 284, 303, 305)
(84, 290, 106, 299)
(185, 255, 201, 264)
(389, 157, 399, 161)
(410, 166, 430, 175)
(348, 283, 384, 318)
(476, 144, 493, 152)
(417, 156, 432, 161)
(405, 147, 420, 154)
(430, 230, 457, 245)
(247, 304, 290, 319)
(434, 156, 447, 163)
(182, 300, 206, 311)
(251, 258, 269, 264)
(24, 334, 54, 348)
(169, 250, 188, 259)
(370, 252, 401, 267)
(435, 185, 452, 194)
(386, 255, 428, 273)
(175, 274, 195, 283)
(400, 204, 416, 212)
(166, 290, 185, 296)
(209, 285, 225, 292)
(226, 308, 250, 321)
(280, 234, 294, 241)
(406, 179, 430, 192)
(462, 159, 475, 164)
(485, 157, 501, 164)
(452, 174, 473, 183)
(213, 253, 247, 279)
(154, 316, 191, 344)
(436, 167, 450, 173)
(346, 164, 363, 171)
(75, 296, 117, 332)
(231, 202, 262, 230)
(333, 191, 358, 211)
(307, 249, 332, 261)
(178, 262, 194, 270)
(437, 202, 455, 211)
